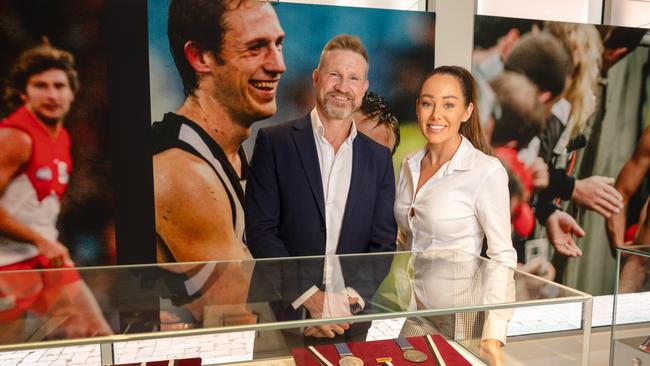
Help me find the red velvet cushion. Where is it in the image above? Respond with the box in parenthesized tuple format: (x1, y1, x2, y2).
(292, 335, 471, 366)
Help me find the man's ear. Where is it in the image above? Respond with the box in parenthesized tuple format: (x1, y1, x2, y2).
(538, 91, 553, 105)
(183, 41, 212, 73)
(312, 68, 319, 87)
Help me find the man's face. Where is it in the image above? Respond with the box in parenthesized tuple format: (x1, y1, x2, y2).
(353, 112, 396, 152)
(209, 2, 285, 125)
(313, 50, 369, 121)
(21, 68, 75, 126)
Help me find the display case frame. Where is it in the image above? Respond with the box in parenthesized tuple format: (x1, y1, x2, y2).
(0, 250, 593, 365)
(610, 245, 650, 365)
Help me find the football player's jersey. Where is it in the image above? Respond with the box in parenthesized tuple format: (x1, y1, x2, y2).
(0, 106, 72, 266)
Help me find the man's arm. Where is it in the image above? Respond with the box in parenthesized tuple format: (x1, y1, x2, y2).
(606, 127, 650, 253)
(153, 149, 250, 262)
(0, 128, 70, 266)
(154, 150, 254, 324)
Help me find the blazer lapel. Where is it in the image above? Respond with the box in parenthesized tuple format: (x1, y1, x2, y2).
(291, 116, 326, 222)
(340, 136, 369, 245)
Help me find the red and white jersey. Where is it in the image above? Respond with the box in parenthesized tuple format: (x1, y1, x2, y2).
(0, 106, 72, 266)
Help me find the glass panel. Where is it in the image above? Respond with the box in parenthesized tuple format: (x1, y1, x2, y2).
(0, 250, 588, 354)
(619, 244, 650, 256)
(612, 247, 650, 365)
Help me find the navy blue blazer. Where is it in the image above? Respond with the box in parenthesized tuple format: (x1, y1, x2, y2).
(245, 114, 397, 310)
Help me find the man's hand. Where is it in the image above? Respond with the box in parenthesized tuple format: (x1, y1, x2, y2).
(34, 238, 72, 267)
(302, 290, 354, 338)
(529, 157, 549, 191)
(572, 176, 624, 218)
(545, 210, 585, 257)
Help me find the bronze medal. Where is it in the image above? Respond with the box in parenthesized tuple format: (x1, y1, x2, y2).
(403, 349, 428, 363)
(395, 337, 428, 363)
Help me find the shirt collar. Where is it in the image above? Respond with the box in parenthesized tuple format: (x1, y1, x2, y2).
(310, 108, 357, 146)
(551, 98, 571, 126)
(407, 135, 475, 175)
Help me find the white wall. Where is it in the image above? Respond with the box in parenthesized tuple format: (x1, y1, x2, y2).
(608, 0, 650, 28)
(476, 0, 593, 23)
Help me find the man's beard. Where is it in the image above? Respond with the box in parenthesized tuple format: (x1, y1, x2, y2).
(321, 94, 354, 120)
(34, 110, 65, 127)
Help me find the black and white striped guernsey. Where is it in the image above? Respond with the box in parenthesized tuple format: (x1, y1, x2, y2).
(152, 113, 247, 253)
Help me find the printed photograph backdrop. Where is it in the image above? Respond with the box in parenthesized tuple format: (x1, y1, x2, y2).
(472, 15, 650, 295)
(148, 1, 435, 171)
(0, 0, 115, 266)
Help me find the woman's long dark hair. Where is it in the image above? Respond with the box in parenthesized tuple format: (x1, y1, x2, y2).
(420, 65, 492, 155)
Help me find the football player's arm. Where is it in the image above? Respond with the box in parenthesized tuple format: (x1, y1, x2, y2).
(0, 128, 70, 265)
(154, 151, 254, 323)
(606, 127, 650, 253)
(153, 150, 251, 263)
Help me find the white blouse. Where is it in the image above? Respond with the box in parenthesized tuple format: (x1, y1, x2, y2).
(394, 137, 517, 343)
(394, 136, 516, 267)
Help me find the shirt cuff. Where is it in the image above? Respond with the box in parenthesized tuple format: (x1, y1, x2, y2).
(291, 285, 319, 310)
(345, 287, 365, 310)
(481, 310, 511, 345)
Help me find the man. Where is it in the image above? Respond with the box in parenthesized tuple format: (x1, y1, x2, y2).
(353, 91, 400, 153)
(0, 44, 111, 337)
(0, 45, 77, 269)
(245, 35, 397, 339)
(490, 72, 546, 242)
(505, 32, 589, 257)
(472, 17, 538, 135)
(152, 0, 286, 263)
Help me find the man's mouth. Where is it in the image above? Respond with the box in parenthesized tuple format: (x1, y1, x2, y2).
(327, 93, 352, 102)
(250, 80, 278, 91)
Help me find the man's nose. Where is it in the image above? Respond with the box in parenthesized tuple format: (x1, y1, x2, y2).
(265, 45, 286, 75)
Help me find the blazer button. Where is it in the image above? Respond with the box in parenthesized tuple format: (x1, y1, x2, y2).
(320, 225, 326, 233)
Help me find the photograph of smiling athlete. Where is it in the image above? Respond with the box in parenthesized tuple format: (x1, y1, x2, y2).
(394, 66, 516, 366)
(152, 0, 286, 264)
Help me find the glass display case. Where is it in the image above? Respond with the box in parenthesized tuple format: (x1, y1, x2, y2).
(0, 250, 592, 366)
(611, 245, 650, 366)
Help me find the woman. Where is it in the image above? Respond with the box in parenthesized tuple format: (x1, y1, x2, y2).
(394, 66, 516, 365)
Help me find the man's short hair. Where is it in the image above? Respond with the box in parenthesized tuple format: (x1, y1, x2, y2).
(505, 32, 571, 98)
(490, 72, 545, 148)
(168, 0, 242, 97)
(318, 34, 369, 69)
(3, 45, 79, 111)
(474, 17, 538, 50)
(359, 91, 400, 153)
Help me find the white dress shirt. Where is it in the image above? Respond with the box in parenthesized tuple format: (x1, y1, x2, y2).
(291, 108, 363, 314)
(394, 136, 516, 343)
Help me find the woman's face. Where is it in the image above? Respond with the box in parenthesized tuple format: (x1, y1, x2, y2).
(416, 73, 473, 147)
